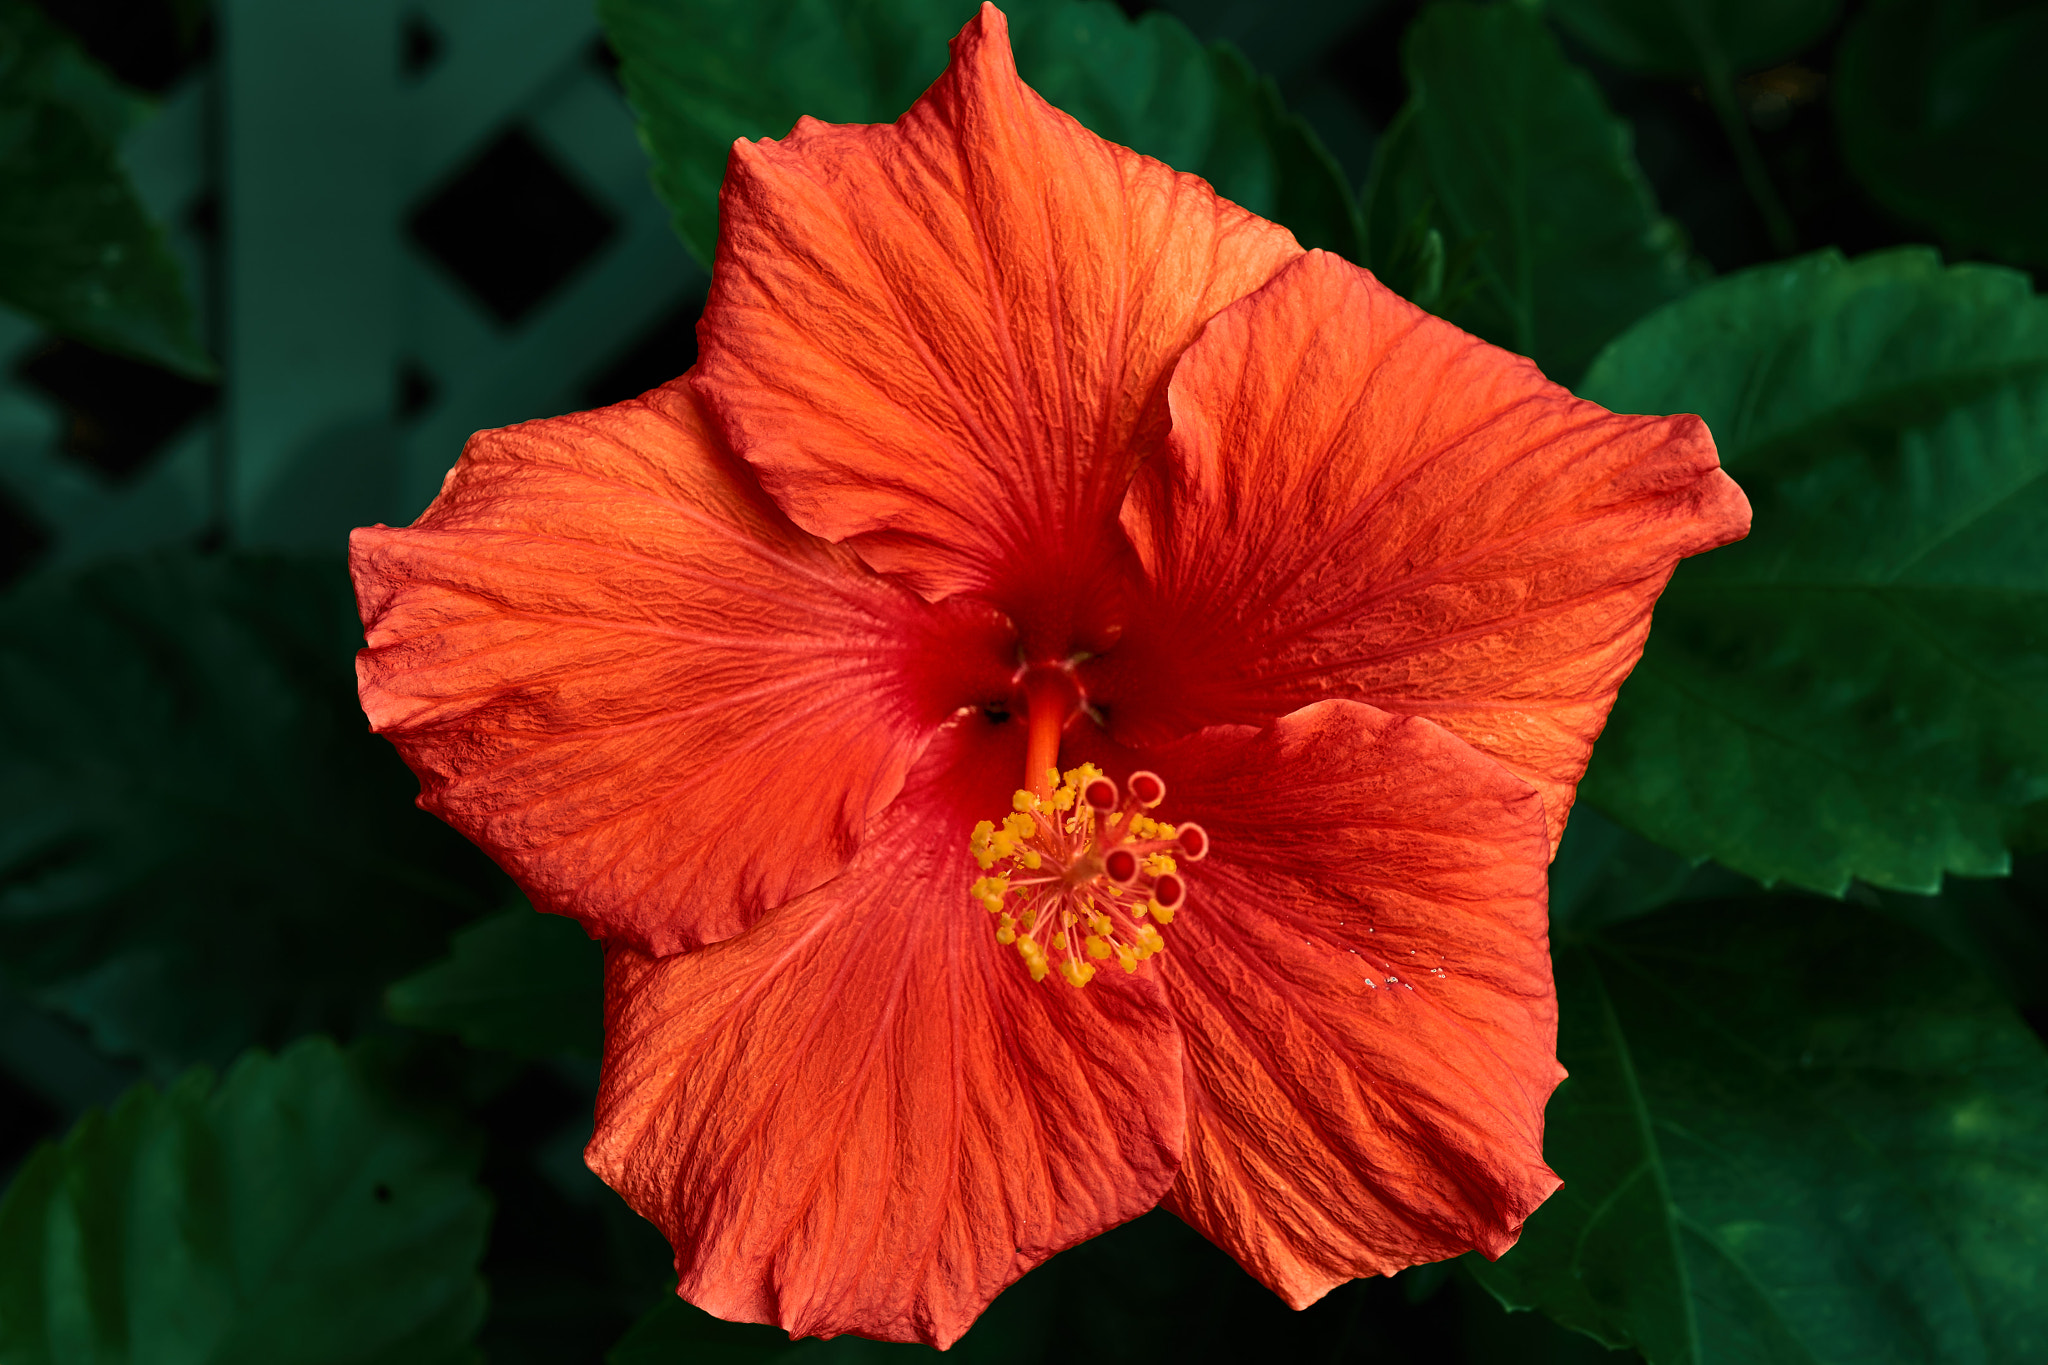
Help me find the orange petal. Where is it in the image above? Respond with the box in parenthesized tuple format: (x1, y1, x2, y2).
(1144, 700, 1562, 1305)
(692, 3, 1301, 643)
(351, 381, 1011, 954)
(1114, 251, 1751, 846)
(585, 722, 1184, 1347)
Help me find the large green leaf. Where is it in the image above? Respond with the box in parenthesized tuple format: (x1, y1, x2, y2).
(1470, 901, 2048, 1364)
(0, 0, 212, 376)
(0, 1037, 489, 1364)
(598, 0, 1358, 267)
(1543, 0, 1841, 79)
(0, 552, 501, 1074)
(1836, 0, 2048, 273)
(1362, 0, 1695, 383)
(386, 905, 603, 1059)
(1548, 806, 1758, 935)
(1581, 248, 2048, 894)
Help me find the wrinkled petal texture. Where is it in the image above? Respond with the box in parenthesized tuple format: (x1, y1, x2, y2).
(352, 382, 1005, 954)
(1116, 252, 1752, 845)
(1146, 700, 1562, 1306)
(586, 722, 1185, 1348)
(693, 3, 1302, 631)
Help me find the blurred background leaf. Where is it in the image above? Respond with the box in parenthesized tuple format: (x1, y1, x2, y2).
(1581, 247, 2048, 894)
(0, 551, 501, 1075)
(0, 0, 212, 377)
(1363, 0, 1697, 383)
(1835, 0, 2048, 272)
(598, 0, 1359, 266)
(0, 1037, 490, 1364)
(1472, 901, 2048, 1365)
(1544, 0, 1843, 78)
(387, 904, 603, 1060)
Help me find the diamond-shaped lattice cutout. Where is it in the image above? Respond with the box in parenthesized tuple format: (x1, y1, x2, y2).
(18, 339, 218, 483)
(409, 128, 617, 328)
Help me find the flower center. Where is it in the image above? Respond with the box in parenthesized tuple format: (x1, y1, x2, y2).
(969, 763, 1208, 987)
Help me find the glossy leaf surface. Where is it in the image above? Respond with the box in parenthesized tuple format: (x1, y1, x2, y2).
(1470, 901, 2048, 1365)
(1582, 248, 2048, 893)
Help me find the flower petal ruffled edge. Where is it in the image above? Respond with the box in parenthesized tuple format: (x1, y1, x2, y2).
(1134, 699, 1562, 1305)
(1115, 250, 1751, 848)
(352, 380, 1011, 954)
(693, 1, 1302, 639)
(585, 719, 1185, 1347)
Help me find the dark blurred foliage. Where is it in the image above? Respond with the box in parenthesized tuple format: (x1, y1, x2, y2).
(2, 2, 2045, 1363)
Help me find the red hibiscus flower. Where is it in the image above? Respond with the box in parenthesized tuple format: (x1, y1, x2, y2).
(350, 4, 1749, 1349)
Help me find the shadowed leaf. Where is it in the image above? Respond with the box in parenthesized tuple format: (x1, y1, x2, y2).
(387, 905, 602, 1059)
(1363, 0, 1696, 383)
(1471, 901, 2048, 1364)
(0, 1038, 489, 1364)
(0, 0, 211, 376)
(0, 552, 501, 1074)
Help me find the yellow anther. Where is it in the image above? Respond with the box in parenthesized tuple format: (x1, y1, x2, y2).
(968, 764, 1200, 988)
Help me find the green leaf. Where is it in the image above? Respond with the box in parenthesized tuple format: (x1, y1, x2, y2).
(1548, 806, 1759, 935)
(387, 905, 603, 1059)
(598, 0, 1358, 268)
(1863, 858, 2048, 1018)
(1543, 0, 1841, 78)
(0, 1037, 490, 1365)
(1581, 247, 2048, 894)
(1362, 0, 1696, 383)
(1470, 900, 2048, 1364)
(0, 0, 212, 377)
(0, 552, 501, 1074)
(1005, 5, 1359, 256)
(1836, 0, 2048, 273)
